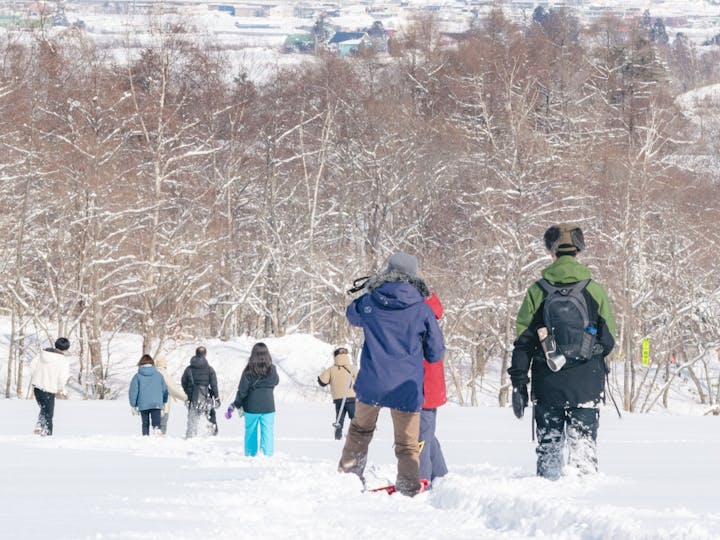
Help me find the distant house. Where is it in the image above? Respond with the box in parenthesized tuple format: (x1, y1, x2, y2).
(217, 5, 235, 16)
(283, 33, 314, 53)
(294, 5, 317, 18)
(366, 20, 390, 53)
(328, 31, 371, 56)
(211, 4, 275, 17)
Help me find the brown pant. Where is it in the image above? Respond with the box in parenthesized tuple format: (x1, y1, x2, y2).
(338, 401, 421, 496)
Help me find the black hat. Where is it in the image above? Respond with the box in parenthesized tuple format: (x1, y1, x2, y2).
(54, 337, 70, 351)
(544, 224, 585, 255)
(333, 347, 349, 357)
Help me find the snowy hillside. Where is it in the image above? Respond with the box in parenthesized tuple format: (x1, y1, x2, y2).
(670, 84, 720, 177)
(0, 324, 342, 405)
(1, 312, 717, 415)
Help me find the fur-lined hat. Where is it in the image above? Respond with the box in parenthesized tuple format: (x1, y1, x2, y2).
(544, 223, 585, 255)
(364, 251, 429, 297)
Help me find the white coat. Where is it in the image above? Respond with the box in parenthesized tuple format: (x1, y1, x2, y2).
(155, 356, 188, 413)
(28, 349, 70, 395)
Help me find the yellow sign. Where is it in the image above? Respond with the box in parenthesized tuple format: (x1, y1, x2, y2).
(642, 338, 650, 366)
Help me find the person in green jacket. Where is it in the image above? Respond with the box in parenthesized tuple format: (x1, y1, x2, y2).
(508, 224, 616, 479)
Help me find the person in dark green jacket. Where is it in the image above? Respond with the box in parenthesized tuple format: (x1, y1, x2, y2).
(508, 224, 616, 479)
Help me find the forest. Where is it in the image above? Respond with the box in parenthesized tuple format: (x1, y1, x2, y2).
(1, 8, 720, 411)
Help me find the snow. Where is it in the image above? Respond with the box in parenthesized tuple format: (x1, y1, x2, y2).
(3, 333, 720, 540)
(670, 84, 720, 176)
(676, 83, 720, 124)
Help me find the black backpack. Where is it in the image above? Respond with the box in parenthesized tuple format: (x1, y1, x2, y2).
(186, 368, 219, 410)
(537, 278, 597, 361)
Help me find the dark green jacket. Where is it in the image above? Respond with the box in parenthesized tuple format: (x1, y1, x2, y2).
(508, 255, 616, 407)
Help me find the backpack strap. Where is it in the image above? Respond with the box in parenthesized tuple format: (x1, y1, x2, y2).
(537, 278, 590, 296)
(537, 278, 593, 329)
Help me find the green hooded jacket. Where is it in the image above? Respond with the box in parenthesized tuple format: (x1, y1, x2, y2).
(515, 256, 616, 339)
(508, 255, 616, 407)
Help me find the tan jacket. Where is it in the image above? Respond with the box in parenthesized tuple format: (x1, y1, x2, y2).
(318, 352, 357, 400)
(156, 356, 188, 413)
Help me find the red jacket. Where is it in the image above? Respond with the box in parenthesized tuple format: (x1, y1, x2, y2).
(423, 293, 447, 408)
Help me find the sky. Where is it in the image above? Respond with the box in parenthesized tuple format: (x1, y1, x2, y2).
(2, 333, 720, 540)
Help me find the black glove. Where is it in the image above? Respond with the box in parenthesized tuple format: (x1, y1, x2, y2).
(512, 385, 528, 419)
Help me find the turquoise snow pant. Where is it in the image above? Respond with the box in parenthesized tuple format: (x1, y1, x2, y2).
(244, 412, 275, 456)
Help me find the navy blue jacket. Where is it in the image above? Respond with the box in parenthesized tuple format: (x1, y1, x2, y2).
(347, 277, 445, 412)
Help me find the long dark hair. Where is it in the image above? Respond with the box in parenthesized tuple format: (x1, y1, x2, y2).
(244, 342, 273, 377)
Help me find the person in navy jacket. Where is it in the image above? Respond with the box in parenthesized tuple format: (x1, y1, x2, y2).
(338, 252, 445, 496)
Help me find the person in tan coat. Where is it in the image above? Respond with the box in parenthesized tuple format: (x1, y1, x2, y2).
(155, 355, 188, 435)
(318, 347, 357, 440)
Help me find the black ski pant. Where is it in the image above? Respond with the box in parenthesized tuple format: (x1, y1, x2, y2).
(140, 409, 162, 436)
(34, 387, 55, 436)
(419, 407, 448, 482)
(534, 402, 599, 479)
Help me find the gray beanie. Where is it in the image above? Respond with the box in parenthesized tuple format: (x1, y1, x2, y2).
(386, 252, 418, 277)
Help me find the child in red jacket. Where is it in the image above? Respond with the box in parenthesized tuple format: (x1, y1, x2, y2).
(420, 292, 448, 484)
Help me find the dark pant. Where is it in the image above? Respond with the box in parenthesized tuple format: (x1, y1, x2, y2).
(34, 388, 55, 436)
(534, 403, 599, 479)
(140, 409, 162, 436)
(333, 398, 356, 438)
(419, 408, 448, 482)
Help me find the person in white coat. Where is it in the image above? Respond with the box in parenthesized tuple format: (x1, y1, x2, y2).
(155, 355, 188, 435)
(27, 338, 71, 436)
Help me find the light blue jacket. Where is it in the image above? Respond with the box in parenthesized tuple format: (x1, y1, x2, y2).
(129, 366, 169, 411)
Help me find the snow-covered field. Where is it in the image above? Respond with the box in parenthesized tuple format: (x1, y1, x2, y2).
(3, 401, 720, 539)
(2, 332, 720, 540)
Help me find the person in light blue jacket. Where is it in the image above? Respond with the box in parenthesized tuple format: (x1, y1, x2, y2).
(129, 355, 169, 436)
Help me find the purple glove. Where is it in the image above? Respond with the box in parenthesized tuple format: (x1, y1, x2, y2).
(225, 406, 234, 420)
